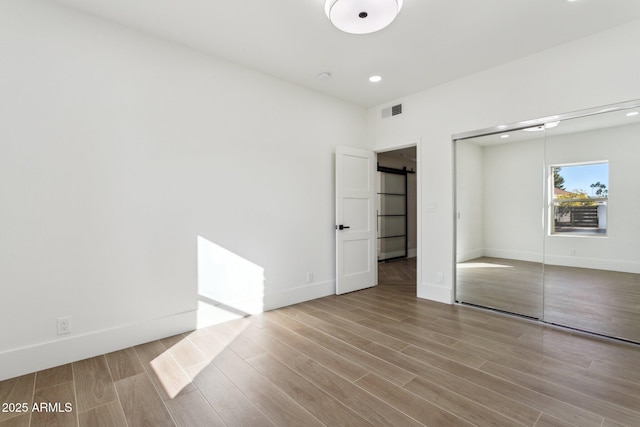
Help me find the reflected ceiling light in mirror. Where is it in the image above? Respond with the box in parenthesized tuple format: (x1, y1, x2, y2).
(519, 115, 560, 125)
(523, 121, 560, 132)
(626, 111, 639, 117)
(325, 0, 403, 34)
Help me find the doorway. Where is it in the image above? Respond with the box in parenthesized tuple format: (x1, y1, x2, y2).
(376, 146, 418, 288)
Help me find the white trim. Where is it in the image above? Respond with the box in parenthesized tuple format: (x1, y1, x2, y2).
(0, 310, 197, 381)
(482, 248, 543, 263)
(456, 248, 483, 263)
(264, 280, 335, 311)
(544, 256, 640, 274)
(417, 282, 453, 304)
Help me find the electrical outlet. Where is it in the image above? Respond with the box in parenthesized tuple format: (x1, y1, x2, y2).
(57, 316, 71, 335)
(306, 272, 313, 283)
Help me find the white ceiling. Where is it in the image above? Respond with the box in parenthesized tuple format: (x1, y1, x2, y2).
(52, 0, 640, 107)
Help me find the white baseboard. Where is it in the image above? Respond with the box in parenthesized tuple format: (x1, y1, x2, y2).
(544, 255, 640, 274)
(263, 280, 335, 311)
(417, 282, 454, 304)
(457, 248, 483, 262)
(0, 310, 197, 381)
(483, 248, 542, 263)
(465, 249, 639, 274)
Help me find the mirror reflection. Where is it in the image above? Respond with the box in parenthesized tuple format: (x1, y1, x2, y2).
(455, 128, 545, 319)
(455, 102, 640, 344)
(543, 108, 640, 342)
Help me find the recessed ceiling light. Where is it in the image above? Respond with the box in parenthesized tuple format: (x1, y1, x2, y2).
(626, 111, 639, 117)
(500, 134, 510, 139)
(317, 72, 332, 80)
(369, 75, 382, 83)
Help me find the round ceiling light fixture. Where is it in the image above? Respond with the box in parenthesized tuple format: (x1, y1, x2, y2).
(325, 0, 403, 34)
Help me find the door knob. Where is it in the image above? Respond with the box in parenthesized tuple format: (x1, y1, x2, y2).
(336, 225, 351, 230)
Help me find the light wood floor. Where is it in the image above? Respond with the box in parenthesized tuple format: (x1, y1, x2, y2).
(457, 257, 544, 319)
(457, 257, 640, 344)
(544, 264, 640, 344)
(378, 257, 416, 286)
(2, 276, 640, 426)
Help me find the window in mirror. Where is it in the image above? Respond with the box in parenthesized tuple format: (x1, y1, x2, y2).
(550, 162, 608, 235)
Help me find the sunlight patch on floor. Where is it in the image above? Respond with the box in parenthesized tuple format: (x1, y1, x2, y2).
(196, 300, 245, 329)
(457, 262, 513, 269)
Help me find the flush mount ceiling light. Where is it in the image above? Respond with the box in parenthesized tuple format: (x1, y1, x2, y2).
(325, 0, 403, 34)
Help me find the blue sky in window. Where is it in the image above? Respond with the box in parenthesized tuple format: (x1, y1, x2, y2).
(554, 163, 608, 196)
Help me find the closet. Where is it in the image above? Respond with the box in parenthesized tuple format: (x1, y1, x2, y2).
(454, 99, 640, 343)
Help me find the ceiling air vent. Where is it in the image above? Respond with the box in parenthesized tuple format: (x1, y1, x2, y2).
(381, 103, 403, 118)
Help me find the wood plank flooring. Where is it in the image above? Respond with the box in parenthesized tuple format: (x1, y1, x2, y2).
(457, 257, 544, 319)
(2, 269, 640, 426)
(378, 257, 416, 286)
(457, 256, 640, 343)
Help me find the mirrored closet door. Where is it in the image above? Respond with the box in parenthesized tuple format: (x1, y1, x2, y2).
(455, 100, 640, 343)
(542, 108, 640, 342)
(455, 127, 545, 319)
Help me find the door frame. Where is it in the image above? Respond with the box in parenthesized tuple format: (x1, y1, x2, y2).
(374, 140, 421, 293)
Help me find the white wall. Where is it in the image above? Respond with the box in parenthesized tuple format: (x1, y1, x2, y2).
(545, 123, 640, 273)
(368, 19, 640, 303)
(455, 141, 483, 262)
(458, 121, 640, 273)
(0, 0, 366, 380)
(482, 136, 545, 262)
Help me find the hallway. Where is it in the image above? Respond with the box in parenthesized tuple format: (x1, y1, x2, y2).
(378, 257, 416, 287)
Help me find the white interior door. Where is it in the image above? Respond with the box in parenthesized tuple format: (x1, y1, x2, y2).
(335, 146, 376, 294)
